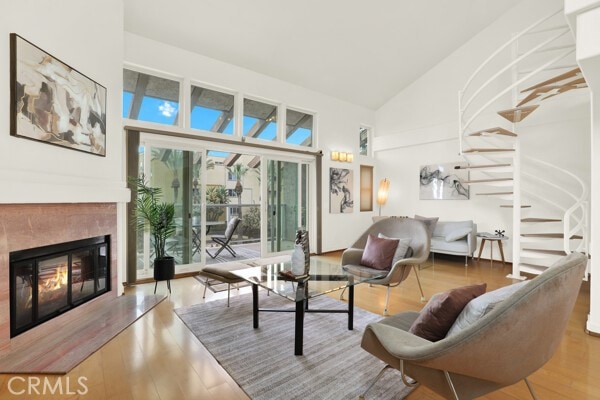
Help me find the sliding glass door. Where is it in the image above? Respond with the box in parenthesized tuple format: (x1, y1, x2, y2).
(134, 134, 314, 279)
(136, 137, 205, 278)
(264, 159, 310, 254)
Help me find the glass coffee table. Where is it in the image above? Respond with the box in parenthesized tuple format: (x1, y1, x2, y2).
(231, 258, 387, 355)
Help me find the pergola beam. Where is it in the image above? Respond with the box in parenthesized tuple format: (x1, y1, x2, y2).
(286, 114, 312, 138)
(246, 108, 277, 138)
(128, 74, 150, 119)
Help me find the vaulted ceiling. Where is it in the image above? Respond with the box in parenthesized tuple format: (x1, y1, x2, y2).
(124, 0, 523, 110)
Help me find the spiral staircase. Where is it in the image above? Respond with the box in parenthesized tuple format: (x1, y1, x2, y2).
(458, 8, 589, 279)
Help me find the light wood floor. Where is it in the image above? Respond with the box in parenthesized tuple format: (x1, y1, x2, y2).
(0, 253, 598, 399)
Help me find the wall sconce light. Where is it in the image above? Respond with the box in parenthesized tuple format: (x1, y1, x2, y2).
(330, 151, 353, 163)
(376, 178, 390, 216)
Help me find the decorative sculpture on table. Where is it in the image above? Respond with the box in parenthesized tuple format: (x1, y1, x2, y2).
(495, 229, 505, 237)
(288, 229, 310, 278)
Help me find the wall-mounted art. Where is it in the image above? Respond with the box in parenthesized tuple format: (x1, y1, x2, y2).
(10, 34, 107, 156)
(330, 167, 354, 213)
(419, 162, 469, 200)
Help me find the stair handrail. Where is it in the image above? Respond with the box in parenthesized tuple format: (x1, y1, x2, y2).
(523, 155, 589, 254)
(458, 7, 567, 155)
(461, 46, 574, 139)
(460, 27, 570, 114)
(460, 7, 563, 101)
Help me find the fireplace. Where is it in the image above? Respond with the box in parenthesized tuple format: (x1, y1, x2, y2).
(10, 236, 110, 337)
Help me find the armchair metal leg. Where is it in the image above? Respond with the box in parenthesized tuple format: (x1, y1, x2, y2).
(359, 365, 393, 400)
(203, 277, 209, 299)
(339, 286, 347, 300)
(465, 255, 468, 267)
(227, 283, 231, 307)
(524, 378, 539, 400)
(384, 286, 391, 316)
(412, 265, 426, 302)
(444, 371, 460, 400)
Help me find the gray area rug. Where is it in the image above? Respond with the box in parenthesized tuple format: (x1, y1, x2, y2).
(175, 293, 413, 399)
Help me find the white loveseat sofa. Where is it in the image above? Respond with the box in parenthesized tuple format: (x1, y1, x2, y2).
(430, 220, 477, 266)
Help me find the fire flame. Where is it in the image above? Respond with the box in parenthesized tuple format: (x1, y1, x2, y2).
(39, 265, 69, 292)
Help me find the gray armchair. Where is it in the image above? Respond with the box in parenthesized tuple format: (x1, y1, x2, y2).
(359, 252, 587, 400)
(341, 218, 430, 315)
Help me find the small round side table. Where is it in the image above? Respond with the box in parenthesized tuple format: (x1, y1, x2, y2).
(476, 234, 509, 266)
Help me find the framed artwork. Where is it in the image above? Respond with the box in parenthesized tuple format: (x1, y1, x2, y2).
(330, 167, 354, 213)
(419, 162, 470, 200)
(10, 34, 107, 156)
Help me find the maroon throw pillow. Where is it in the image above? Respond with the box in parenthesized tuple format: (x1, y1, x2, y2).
(360, 234, 399, 270)
(408, 283, 487, 341)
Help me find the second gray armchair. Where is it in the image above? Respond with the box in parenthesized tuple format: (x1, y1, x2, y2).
(341, 218, 430, 315)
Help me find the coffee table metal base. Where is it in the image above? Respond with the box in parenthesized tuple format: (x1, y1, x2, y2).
(251, 283, 354, 356)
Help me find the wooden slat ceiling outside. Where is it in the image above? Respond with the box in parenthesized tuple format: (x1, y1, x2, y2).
(123, 69, 179, 102)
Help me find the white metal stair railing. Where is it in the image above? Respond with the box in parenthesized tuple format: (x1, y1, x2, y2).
(522, 156, 589, 255)
(457, 7, 589, 278)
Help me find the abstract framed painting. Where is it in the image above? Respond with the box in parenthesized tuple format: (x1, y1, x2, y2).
(419, 162, 470, 200)
(10, 33, 107, 156)
(330, 167, 354, 213)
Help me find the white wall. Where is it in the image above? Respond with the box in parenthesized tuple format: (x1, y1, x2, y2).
(124, 33, 376, 252)
(374, 0, 590, 263)
(0, 0, 128, 292)
(0, 0, 128, 203)
(566, 0, 600, 335)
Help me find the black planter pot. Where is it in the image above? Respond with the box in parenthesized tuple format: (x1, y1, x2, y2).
(153, 256, 175, 293)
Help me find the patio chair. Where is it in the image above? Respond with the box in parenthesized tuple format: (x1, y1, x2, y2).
(206, 217, 241, 259)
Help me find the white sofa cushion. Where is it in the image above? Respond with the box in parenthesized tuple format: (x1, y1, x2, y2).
(445, 227, 473, 242)
(431, 237, 469, 253)
(433, 220, 473, 238)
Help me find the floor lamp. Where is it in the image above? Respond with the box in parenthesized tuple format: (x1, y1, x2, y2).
(377, 178, 390, 216)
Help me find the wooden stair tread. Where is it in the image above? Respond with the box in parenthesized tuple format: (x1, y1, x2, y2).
(521, 67, 583, 92)
(501, 205, 532, 208)
(522, 248, 568, 256)
(454, 163, 511, 170)
(516, 78, 587, 107)
(497, 105, 539, 123)
(519, 263, 548, 274)
(467, 127, 517, 137)
(477, 191, 513, 196)
(521, 218, 561, 222)
(521, 233, 583, 239)
(463, 148, 515, 153)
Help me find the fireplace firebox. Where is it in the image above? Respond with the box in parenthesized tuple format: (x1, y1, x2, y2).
(10, 236, 110, 337)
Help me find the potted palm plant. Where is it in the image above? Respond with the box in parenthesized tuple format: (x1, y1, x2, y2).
(132, 176, 176, 290)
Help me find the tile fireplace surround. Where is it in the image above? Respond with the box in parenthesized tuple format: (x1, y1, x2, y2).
(0, 203, 118, 354)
